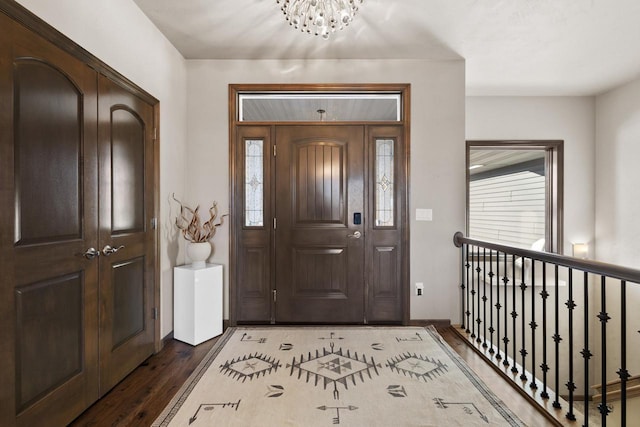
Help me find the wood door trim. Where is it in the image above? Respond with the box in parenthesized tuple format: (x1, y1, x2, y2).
(229, 84, 411, 326)
(0, 1, 158, 106)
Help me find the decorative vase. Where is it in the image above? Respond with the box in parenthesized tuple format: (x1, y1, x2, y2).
(186, 241, 211, 268)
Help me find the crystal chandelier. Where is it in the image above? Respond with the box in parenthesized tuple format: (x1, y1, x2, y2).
(276, 0, 363, 40)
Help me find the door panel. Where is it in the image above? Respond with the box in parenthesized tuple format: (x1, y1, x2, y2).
(276, 126, 364, 323)
(0, 13, 99, 426)
(15, 274, 83, 411)
(97, 75, 155, 395)
(110, 108, 145, 233)
(14, 60, 83, 244)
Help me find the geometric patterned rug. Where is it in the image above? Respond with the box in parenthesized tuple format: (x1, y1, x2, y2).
(152, 326, 526, 426)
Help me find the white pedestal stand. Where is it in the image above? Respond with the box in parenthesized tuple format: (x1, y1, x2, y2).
(173, 263, 223, 345)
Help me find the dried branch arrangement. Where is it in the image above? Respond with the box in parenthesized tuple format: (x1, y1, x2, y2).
(172, 193, 226, 243)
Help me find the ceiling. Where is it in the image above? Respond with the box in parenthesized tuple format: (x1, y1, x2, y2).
(132, 0, 640, 96)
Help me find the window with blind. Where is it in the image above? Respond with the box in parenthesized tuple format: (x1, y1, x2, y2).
(466, 142, 563, 253)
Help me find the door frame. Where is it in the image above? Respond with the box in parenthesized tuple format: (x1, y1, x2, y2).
(229, 83, 411, 325)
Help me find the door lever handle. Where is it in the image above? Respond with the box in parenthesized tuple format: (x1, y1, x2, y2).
(102, 245, 125, 256)
(347, 231, 362, 239)
(81, 247, 100, 260)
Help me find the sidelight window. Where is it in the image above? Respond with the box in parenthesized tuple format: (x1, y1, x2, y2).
(375, 139, 395, 227)
(244, 139, 264, 227)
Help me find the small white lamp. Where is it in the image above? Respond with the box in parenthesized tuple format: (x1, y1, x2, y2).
(572, 243, 588, 259)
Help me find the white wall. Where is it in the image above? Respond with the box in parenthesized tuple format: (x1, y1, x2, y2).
(466, 96, 596, 255)
(186, 59, 466, 321)
(595, 77, 640, 268)
(16, 0, 189, 338)
(594, 76, 640, 384)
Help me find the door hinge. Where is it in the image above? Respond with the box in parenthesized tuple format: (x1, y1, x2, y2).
(273, 145, 276, 157)
(151, 217, 157, 229)
(152, 307, 158, 320)
(273, 217, 277, 229)
(272, 289, 277, 302)
(153, 127, 158, 140)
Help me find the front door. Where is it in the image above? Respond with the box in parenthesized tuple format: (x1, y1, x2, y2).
(275, 126, 365, 323)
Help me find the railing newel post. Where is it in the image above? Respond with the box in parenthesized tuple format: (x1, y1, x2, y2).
(460, 242, 466, 330)
(465, 244, 471, 334)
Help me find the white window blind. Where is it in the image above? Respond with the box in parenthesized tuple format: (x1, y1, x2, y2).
(469, 170, 545, 249)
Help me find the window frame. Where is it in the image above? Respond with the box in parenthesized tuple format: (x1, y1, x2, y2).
(465, 140, 564, 254)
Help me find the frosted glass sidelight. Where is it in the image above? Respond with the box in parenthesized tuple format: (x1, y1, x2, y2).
(245, 139, 264, 227)
(375, 139, 394, 227)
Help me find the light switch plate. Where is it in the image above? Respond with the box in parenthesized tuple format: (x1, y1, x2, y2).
(416, 208, 433, 221)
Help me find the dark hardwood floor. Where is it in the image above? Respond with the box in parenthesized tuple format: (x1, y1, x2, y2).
(70, 327, 557, 426)
(69, 336, 218, 426)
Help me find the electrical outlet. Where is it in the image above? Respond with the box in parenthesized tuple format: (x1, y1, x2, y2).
(415, 282, 424, 296)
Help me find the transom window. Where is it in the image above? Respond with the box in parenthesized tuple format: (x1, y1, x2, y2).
(238, 93, 402, 122)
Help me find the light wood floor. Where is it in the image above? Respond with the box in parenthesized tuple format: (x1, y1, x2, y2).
(70, 326, 558, 426)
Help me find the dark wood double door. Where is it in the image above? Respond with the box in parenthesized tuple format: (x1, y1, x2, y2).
(0, 11, 156, 426)
(234, 124, 406, 324)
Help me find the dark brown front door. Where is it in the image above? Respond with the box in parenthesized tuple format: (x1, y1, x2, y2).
(275, 126, 365, 323)
(97, 75, 156, 395)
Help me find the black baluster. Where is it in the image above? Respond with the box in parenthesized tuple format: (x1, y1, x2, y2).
(520, 256, 528, 382)
(503, 251, 510, 367)
(476, 248, 482, 344)
(530, 259, 537, 389)
(619, 280, 628, 427)
(482, 248, 488, 348)
(465, 245, 471, 333)
(511, 254, 518, 374)
(460, 243, 466, 331)
(566, 268, 576, 421)
(471, 246, 476, 339)
(581, 271, 592, 427)
(552, 264, 562, 409)
(540, 262, 550, 399)
(598, 276, 611, 426)
(489, 249, 495, 354)
(495, 250, 503, 361)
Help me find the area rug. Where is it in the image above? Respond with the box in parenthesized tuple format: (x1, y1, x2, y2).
(152, 326, 525, 426)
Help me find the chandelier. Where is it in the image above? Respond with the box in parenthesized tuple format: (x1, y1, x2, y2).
(276, 0, 363, 40)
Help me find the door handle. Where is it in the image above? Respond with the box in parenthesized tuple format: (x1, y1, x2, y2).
(102, 245, 125, 256)
(347, 231, 362, 239)
(82, 247, 100, 260)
